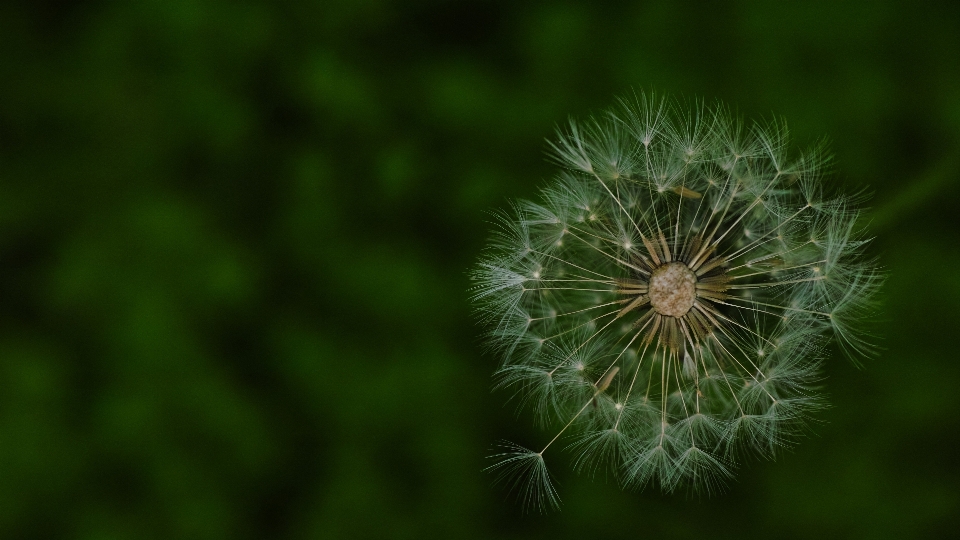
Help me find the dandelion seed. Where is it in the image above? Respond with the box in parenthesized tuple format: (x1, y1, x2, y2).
(486, 442, 560, 512)
(472, 92, 881, 507)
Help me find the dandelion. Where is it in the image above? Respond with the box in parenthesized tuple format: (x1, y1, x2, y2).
(471, 92, 881, 510)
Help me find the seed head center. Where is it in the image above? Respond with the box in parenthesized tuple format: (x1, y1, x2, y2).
(648, 262, 697, 318)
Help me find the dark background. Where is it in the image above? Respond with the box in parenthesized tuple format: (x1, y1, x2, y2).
(1, 1, 959, 538)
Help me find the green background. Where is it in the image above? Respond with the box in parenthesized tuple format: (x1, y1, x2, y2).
(1, 1, 958, 538)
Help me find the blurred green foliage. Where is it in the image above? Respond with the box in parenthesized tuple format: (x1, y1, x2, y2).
(0, 0, 958, 538)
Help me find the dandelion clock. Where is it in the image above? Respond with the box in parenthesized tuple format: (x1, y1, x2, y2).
(470, 92, 881, 510)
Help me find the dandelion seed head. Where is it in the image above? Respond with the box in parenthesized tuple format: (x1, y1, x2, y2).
(472, 91, 882, 507)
